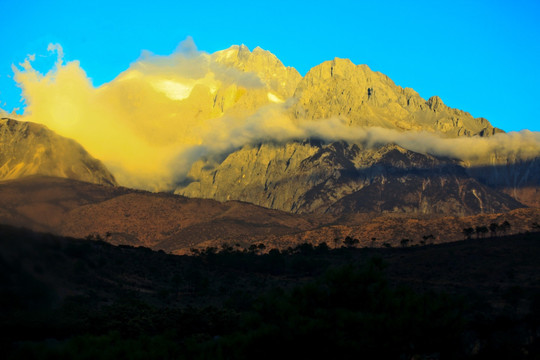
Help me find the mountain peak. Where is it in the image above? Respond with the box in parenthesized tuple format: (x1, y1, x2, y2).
(214, 44, 286, 68)
(292, 57, 499, 137)
(209, 46, 497, 137)
(252, 46, 267, 54)
(212, 45, 302, 99)
(427, 95, 445, 111)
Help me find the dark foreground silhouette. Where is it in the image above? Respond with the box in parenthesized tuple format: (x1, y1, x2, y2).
(1, 224, 540, 359)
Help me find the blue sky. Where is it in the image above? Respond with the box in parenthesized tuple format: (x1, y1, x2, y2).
(1, 0, 539, 131)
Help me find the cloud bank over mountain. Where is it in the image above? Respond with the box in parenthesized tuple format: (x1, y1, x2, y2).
(9, 39, 540, 190)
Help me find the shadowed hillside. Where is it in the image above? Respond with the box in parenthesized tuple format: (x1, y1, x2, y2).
(1, 176, 539, 254)
(0, 176, 323, 251)
(1, 224, 540, 359)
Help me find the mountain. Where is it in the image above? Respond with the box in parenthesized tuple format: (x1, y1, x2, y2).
(206, 44, 302, 118)
(171, 45, 498, 137)
(211, 48, 501, 137)
(172, 46, 536, 215)
(112, 44, 302, 132)
(178, 140, 524, 215)
(0, 118, 116, 185)
(291, 58, 502, 137)
(2, 45, 538, 218)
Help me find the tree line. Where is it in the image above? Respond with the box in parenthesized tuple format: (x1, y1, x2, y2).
(462, 221, 511, 240)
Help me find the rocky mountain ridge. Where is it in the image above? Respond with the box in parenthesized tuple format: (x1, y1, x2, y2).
(177, 140, 524, 215)
(209, 47, 501, 136)
(291, 58, 501, 137)
(162, 45, 502, 139)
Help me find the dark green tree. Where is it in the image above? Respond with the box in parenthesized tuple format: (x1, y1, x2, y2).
(500, 220, 511, 235)
(489, 223, 499, 237)
(422, 234, 434, 245)
(343, 236, 359, 248)
(462, 227, 474, 240)
(475, 226, 489, 239)
(400, 238, 410, 247)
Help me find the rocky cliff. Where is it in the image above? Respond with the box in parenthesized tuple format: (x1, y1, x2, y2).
(177, 141, 523, 215)
(0, 118, 116, 185)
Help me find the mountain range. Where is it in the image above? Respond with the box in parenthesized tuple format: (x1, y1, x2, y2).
(1, 44, 539, 250)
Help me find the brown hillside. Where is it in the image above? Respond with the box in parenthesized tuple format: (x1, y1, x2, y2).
(1, 176, 538, 254)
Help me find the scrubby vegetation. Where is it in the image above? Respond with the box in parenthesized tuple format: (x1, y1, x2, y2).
(1, 224, 540, 359)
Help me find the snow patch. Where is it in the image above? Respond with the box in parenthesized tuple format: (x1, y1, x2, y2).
(267, 92, 283, 103)
(153, 80, 193, 100)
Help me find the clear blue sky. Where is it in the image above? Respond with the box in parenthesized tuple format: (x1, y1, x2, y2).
(1, 0, 539, 131)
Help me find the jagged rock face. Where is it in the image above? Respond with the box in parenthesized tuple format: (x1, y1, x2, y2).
(326, 173, 522, 216)
(291, 58, 501, 137)
(0, 118, 116, 186)
(180, 141, 320, 211)
(196, 45, 302, 120)
(176, 141, 523, 216)
(465, 157, 540, 207)
(213, 45, 302, 100)
(167, 46, 500, 139)
(296, 144, 521, 215)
